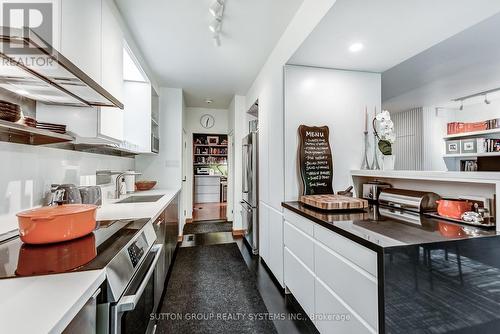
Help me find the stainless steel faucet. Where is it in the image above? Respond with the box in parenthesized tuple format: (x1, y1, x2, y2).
(114, 171, 142, 199)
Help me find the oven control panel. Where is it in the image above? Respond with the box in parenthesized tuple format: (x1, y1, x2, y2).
(127, 232, 148, 267)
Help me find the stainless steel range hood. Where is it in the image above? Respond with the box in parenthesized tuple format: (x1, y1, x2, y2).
(0, 27, 123, 109)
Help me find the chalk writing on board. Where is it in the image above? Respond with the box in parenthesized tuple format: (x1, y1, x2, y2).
(298, 125, 333, 195)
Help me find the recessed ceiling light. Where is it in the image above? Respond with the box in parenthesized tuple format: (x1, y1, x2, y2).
(349, 42, 364, 53)
(205, 98, 213, 104)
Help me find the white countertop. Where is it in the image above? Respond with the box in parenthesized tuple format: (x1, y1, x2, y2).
(351, 170, 500, 184)
(0, 270, 106, 334)
(0, 187, 180, 334)
(97, 188, 181, 221)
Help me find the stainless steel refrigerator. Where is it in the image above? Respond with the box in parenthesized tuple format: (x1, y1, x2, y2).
(241, 129, 258, 254)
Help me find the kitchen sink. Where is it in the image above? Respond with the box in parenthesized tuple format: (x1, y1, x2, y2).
(116, 195, 164, 203)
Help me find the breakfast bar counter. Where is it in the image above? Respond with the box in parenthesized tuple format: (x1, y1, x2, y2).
(281, 201, 500, 333)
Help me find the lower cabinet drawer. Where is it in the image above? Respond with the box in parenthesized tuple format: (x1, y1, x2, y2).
(315, 278, 374, 334)
(284, 247, 315, 317)
(194, 193, 219, 203)
(314, 224, 377, 277)
(315, 242, 378, 329)
(195, 184, 220, 194)
(194, 176, 220, 185)
(284, 221, 314, 270)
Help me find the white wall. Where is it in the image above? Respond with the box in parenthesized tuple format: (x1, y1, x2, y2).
(135, 87, 183, 189)
(245, 0, 338, 213)
(284, 65, 381, 200)
(227, 95, 248, 230)
(183, 107, 229, 218)
(0, 143, 133, 234)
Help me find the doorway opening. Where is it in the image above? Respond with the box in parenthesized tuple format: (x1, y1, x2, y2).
(191, 133, 228, 222)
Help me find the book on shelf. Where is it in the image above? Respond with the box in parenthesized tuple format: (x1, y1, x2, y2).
(477, 138, 500, 153)
(447, 118, 500, 135)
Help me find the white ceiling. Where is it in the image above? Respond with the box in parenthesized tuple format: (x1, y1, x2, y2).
(289, 0, 500, 73)
(115, 0, 303, 109)
(382, 12, 500, 111)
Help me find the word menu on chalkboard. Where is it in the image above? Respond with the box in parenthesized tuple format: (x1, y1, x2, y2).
(298, 125, 334, 195)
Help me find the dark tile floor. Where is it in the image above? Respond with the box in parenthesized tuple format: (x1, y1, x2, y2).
(174, 231, 318, 334)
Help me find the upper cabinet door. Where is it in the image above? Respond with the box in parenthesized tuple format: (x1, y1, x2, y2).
(123, 81, 152, 152)
(99, 0, 124, 141)
(60, 0, 102, 84)
(101, 0, 124, 101)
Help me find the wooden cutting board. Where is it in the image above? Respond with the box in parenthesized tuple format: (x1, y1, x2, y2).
(300, 194, 368, 211)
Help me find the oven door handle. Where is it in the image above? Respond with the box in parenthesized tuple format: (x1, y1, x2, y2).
(116, 244, 163, 313)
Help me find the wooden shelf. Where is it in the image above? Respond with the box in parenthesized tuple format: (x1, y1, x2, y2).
(194, 163, 227, 166)
(194, 144, 227, 147)
(443, 152, 500, 158)
(444, 128, 500, 139)
(194, 154, 227, 156)
(0, 119, 74, 145)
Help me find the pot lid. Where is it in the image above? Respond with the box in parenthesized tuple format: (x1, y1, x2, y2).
(17, 204, 97, 218)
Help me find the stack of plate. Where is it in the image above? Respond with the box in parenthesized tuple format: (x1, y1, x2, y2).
(36, 121, 66, 134)
(22, 117, 37, 128)
(0, 100, 21, 122)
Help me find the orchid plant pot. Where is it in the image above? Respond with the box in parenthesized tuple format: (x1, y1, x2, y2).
(373, 110, 396, 170)
(382, 154, 396, 170)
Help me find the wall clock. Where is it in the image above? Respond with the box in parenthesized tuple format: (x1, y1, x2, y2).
(200, 114, 215, 129)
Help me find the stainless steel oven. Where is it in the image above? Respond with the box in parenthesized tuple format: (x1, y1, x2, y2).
(111, 244, 163, 334)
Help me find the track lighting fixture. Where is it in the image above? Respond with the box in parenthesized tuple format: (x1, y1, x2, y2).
(209, 18, 221, 33)
(208, 0, 225, 47)
(213, 34, 221, 47)
(459, 100, 464, 111)
(484, 94, 491, 105)
(209, 0, 224, 18)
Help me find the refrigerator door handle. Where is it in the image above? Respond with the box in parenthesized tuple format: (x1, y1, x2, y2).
(242, 144, 250, 194)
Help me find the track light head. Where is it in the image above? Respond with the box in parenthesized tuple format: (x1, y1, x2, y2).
(485, 94, 491, 105)
(209, 0, 224, 18)
(459, 100, 464, 111)
(209, 18, 221, 33)
(213, 34, 221, 47)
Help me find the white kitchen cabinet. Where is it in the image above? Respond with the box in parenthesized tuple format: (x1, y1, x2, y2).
(282, 208, 379, 334)
(259, 201, 270, 263)
(314, 224, 378, 277)
(123, 81, 152, 152)
(259, 204, 284, 288)
(315, 241, 378, 330)
(284, 247, 315, 316)
(194, 176, 220, 203)
(60, 0, 102, 84)
(315, 278, 374, 334)
(268, 207, 284, 287)
(38, 0, 127, 144)
(99, 0, 124, 142)
(284, 221, 314, 269)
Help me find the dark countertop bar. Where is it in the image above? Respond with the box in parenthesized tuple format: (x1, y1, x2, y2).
(282, 201, 498, 252)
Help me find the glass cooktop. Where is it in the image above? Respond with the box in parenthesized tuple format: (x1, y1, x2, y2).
(0, 218, 150, 279)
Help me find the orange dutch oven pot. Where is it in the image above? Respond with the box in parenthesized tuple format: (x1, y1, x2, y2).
(16, 204, 97, 244)
(436, 199, 472, 220)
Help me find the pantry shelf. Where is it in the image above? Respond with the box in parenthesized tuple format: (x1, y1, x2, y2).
(443, 152, 500, 158)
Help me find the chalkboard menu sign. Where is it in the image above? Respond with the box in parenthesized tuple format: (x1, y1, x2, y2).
(298, 125, 333, 195)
